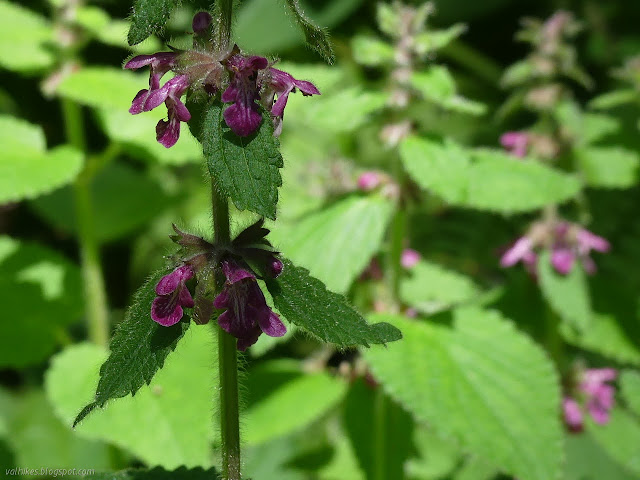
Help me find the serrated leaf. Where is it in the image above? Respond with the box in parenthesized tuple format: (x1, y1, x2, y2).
(575, 147, 639, 189)
(283, 0, 335, 64)
(86, 466, 221, 480)
(57, 67, 145, 111)
(265, 259, 402, 347)
(74, 268, 191, 426)
(269, 194, 393, 294)
(363, 308, 563, 480)
(351, 35, 394, 66)
(0, 236, 83, 367)
(401, 260, 480, 314)
(31, 162, 174, 243)
(406, 426, 461, 480)
(0, 115, 83, 203)
(410, 67, 486, 115)
(587, 409, 640, 475)
(194, 101, 282, 220)
(243, 360, 347, 445)
(565, 432, 638, 480)
(560, 313, 640, 366)
(0, 1, 54, 72)
(400, 137, 581, 213)
(620, 370, 640, 417)
(127, 0, 180, 46)
(47, 331, 216, 468)
(538, 250, 591, 332)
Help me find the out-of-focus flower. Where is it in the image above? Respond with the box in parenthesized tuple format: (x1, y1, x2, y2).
(500, 131, 530, 157)
(357, 171, 384, 191)
(563, 367, 617, 432)
(401, 249, 421, 269)
(214, 258, 286, 351)
(151, 265, 195, 326)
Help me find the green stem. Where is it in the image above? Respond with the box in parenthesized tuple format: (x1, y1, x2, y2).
(373, 388, 387, 480)
(217, 0, 233, 48)
(62, 98, 110, 347)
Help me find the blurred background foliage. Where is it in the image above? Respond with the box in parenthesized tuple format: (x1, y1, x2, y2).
(1, 0, 640, 479)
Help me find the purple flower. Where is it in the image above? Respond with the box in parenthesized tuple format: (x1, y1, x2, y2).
(357, 171, 383, 191)
(401, 249, 421, 269)
(192, 11, 212, 34)
(213, 259, 286, 351)
(266, 68, 320, 135)
(125, 53, 177, 114)
(222, 55, 269, 137)
(500, 131, 529, 158)
(563, 397, 583, 432)
(500, 236, 537, 268)
(151, 265, 195, 326)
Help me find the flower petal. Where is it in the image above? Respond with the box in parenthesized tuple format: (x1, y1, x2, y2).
(151, 296, 184, 326)
(258, 311, 286, 337)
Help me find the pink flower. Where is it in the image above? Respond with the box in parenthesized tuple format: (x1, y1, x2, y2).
(357, 171, 383, 191)
(500, 236, 536, 268)
(151, 265, 195, 326)
(563, 367, 617, 431)
(500, 131, 529, 157)
(401, 249, 421, 269)
(563, 397, 583, 432)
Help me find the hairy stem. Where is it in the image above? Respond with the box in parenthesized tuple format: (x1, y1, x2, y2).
(216, 0, 233, 49)
(62, 98, 110, 347)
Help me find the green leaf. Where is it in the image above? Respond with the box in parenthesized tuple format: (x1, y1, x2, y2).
(86, 466, 220, 480)
(565, 431, 638, 480)
(283, 0, 335, 64)
(351, 35, 394, 66)
(0, 389, 111, 474)
(501, 60, 535, 88)
(410, 67, 486, 115)
(31, 162, 174, 243)
(242, 360, 347, 445)
(57, 67, 145, 111)
(575, 147, 639, 189)
(344, 379, 414, 480)
(538, 250, 591, 332)
(194, 101, 283, 220)
(0, 1, 54, 72)
(376, 3, 400, 38)
(363, 308, 563, 480)
(269, 195, 394, 294)
(405, 426, 461, 480)
(620, 370, 640, 417)
(413, 24, 466, 55)
(47, 330, 216, 468)
(98, 109, 202, 165)
(588, 409, 640, 475)
(589, 89, 638, 110)
(401, 260, 480, 314)
(74, 268, 191, 426)
(0, 236, 83, 367)
(400, 137, 581, 213)
(128, 0, 180, 46)
(560, 313, 640, 366)
(0, 115, 83, 203)
(265, 259, 402, 347)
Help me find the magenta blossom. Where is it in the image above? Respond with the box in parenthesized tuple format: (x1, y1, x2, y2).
(222, 54, 269, 137)
(214, 259, 286, 351)
(401, 249, 421, 269)
(500, 131, 529, 158)
(151, 265, 195, 326)
(125, 52, 177, 114)
(266, 68, 320, 135)
(357, 171, 383, 191)
(500, 236, 537, 269)
(563, 368, 617, 432)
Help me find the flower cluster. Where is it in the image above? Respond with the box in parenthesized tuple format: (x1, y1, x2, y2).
(563, 368, 617, 432)
(501, 220, 610, 275)
(500, 131, 529, 158)
(124, 13, 319, 147)
(149, 223, 287, 350)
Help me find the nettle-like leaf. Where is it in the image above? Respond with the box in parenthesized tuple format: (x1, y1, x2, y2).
(192, 100, 283, 220)
(363, 308, 563, 480)
(575, 147, 639, 189)
(620, 370, 640, 417)
(412, 24, 466, 55)
(565, 432, 638, 480)
(537, 251, 592, 332)
(0, 115, 83, 204)
(127, 0, 181, 46)
(86, 466, 221, 480)
(0, 0, 54, 72)
(589, 89, 638, 110)
(0, 236, 83, 367)
(74, 269, 191, 426)
(587, 409, 640, 476)
(410, 67, 486, 115)
(47, 331, 216, 468)
(283, 0, 335, 64)
(400, 137, 581, 213)
(351, 35, 394, 67)
(265, 259, 402, 347)
(401, 260, 480, 314)
(269, 194, 394, 294)
(242, 360, 347, 445)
